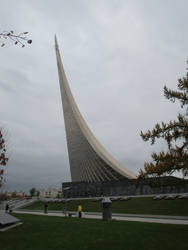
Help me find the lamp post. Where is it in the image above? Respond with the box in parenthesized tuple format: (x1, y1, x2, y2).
(62, 187, 71, 216)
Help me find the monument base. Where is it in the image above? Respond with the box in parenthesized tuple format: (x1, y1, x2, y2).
(0, 211, 21, 232)
(62, 177, 188, 198)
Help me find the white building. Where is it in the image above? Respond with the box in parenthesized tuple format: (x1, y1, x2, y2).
(37, 187, 62, 198)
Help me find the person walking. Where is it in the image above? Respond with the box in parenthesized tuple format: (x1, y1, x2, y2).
(77, 204, 82, 218)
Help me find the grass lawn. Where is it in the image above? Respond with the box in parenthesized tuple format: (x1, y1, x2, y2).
(24, 197, 188, 216)
(0, 213, 188, 250)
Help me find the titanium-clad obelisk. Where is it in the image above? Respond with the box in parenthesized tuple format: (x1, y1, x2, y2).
(55, 36, 136, 182)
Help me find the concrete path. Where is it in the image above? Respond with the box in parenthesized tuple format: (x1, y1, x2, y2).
(13, 210, 188, 225)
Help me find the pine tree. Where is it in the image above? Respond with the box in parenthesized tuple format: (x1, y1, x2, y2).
(139, 62, 188, 179)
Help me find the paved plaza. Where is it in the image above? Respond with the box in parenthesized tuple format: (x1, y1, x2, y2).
(13, 210, 188, 225)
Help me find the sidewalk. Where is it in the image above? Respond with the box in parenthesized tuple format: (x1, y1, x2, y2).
(13, 210, 188, 225)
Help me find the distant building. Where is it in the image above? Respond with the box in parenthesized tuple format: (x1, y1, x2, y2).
(5, 191, 25, 198)
(37, 187, 62, 198)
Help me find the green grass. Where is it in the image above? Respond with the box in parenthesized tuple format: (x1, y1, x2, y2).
(24, 197, 188, 216)
(1, 213, 188, 250)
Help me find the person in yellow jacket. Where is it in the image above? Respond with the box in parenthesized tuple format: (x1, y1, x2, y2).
(77, 204, 82, 218)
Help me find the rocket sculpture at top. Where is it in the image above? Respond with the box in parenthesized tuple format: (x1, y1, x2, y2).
(55, 36, 136, 182)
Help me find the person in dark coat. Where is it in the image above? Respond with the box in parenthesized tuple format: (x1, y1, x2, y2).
(44, 202, 48, 213)
(5, 203, 9, 213)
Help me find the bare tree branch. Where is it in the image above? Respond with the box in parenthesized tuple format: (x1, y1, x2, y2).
(0, 30, 32, 48)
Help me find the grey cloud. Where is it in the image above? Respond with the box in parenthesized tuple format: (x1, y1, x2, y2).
(0, 0, 187, 191)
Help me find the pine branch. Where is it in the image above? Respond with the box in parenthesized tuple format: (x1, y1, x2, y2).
(164, 85, 188, 107)
(140, 115, 188, 149)
(139, 61, 188, 179)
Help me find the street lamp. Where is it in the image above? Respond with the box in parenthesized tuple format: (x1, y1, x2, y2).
(62, 187, 71, 216)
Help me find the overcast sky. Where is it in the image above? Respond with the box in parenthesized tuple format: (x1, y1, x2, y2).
(0, 0, 188, 192)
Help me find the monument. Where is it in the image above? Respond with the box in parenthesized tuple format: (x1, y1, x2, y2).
(55, 37, 188, 197)
(55, 36, 136, 183)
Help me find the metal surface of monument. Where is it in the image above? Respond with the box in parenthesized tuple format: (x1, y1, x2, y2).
(55, 37, 136, 182)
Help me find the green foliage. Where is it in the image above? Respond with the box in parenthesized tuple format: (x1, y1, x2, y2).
(139, 63, 188, 178)
(56, 193, 62, 199)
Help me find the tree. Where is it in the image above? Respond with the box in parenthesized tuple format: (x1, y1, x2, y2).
(29, 188, 36, 197)
(0, 129, 8, 190)
(139, 62, 188, 179)
(0, 30, 32, 191)
(0, 30, 32, 48)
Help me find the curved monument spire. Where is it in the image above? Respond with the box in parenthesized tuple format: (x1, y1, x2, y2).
(55, 36, 136, 182)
